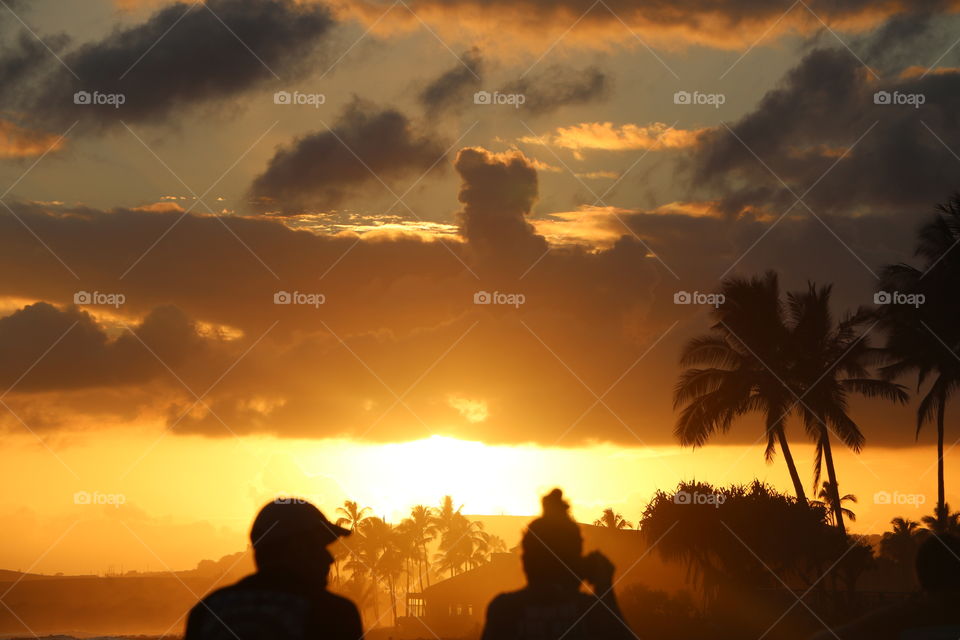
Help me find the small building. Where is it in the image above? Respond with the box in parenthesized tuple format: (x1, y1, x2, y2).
(396, 552, 524, 639)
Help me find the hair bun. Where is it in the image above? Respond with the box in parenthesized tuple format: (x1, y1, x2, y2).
(542, 488, 570, 519)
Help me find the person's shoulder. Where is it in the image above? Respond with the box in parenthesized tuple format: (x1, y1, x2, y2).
(189, 576, 252, 612)
(184, 577, 258, 637)
(311, 590, 362, 628)
(315, 590, 361, 613)
(487, 589, 528, 608)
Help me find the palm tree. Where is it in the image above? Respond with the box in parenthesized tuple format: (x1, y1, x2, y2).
(880, 516, 926, 585)
(336, 500, 372, 531)
(350, 516, 397, 626)
(593, 508, 633, 529)
(921, 503, 960, 535)
(674, 271, 807, 502)
(434, 495, 461, 532)
(401, 505, 438, 591)
(434, 500, 488, 577)
(786, 283, 908, 535)
(878, 194, 960, 530)
(436, 516, 484, 577)
(810, 481, 857, 527)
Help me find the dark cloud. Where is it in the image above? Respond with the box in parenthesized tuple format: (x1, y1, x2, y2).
(455, 147, 546, 261)
(0, 0, 333, 132)
(0, 31, 66, 90)
(341, 0, 960, 51)
(503, 65, 610, 115)
(0, 141, 925, 447)
(250, 100, 448, 211)
(692, 47, 960, 217)
(0, 303, 209, 392)
(418, 48, 483, 117)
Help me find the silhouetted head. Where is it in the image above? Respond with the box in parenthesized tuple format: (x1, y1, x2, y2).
(521, 489, 583, 590)
(250, 499, 350, 583)
(915, 533, 960, 592)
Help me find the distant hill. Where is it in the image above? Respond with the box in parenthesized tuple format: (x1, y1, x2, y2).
(0, 551, 255, 637)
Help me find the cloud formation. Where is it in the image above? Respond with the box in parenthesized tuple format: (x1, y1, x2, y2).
(693, 48, 960, 217)
(523, 122, 708, 155)
(0, 134, 922, 447)
(0, 120, 64, 158)
(502, 65, 610, 115)
(332, 0, 960, 51)
(418, 48, 483, 117)
(250, 100, 448, 211)
(0, 0, 334, 133)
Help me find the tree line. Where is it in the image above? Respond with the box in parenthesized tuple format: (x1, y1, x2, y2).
(328, 495, 507, 626)
(669, 194, 960, 535)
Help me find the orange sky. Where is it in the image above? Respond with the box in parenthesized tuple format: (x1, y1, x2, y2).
(2, 0, 960, 584)
(1, 428, 951, 575)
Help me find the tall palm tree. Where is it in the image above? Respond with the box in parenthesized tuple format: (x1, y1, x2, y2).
(593, 508, 633, 529)
(434, 496, 462, 533)
(401, 505, 438, 591)
(435, 510, 486, 577)
(336, 500, 372, 531)
(786, 284, 908, 535)
(674, 271, 807, 502)
(350, 516, 397, 626)
(878, 194, 960, 530)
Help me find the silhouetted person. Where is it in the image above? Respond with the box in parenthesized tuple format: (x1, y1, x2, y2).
(481, 489, 633, 640)
(811, 533, 960, 640)
(184, 499, 362, 639)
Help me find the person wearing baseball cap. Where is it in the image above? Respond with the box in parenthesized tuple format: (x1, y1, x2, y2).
(184, 498, 362, 639)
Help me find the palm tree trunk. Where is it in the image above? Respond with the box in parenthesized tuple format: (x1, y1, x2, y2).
(389, 574, 398, 627)
(937, 399, 946, 528)
(422, 542, 431, 587)
(821, 428, 846, 535)
(371, 570, 381, 623)
(418, 556, 425, 593)
(777, 425, 807, 503)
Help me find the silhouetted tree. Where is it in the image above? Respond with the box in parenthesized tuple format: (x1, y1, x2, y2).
(880, 516, 926, 586)
(786, 283, 907, 535)
(401, 504, 438, 591)
(639, 480, 851, 607)
(435, 512, 485, 577)
(335, 500, 372, 531)
(878, 195, 960, 530)
(593, 508, 633, 529)
(674, 271, 808, 502)
(468, 530, 507, 569)
(921, 503, 960, 535)
(810, 481, 857, 527)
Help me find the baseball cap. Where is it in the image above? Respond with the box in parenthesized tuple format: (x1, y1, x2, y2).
(251, 498, 350, 548)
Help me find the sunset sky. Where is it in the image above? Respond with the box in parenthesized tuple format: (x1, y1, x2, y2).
(1, 0, 959, 575)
